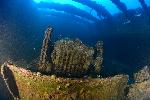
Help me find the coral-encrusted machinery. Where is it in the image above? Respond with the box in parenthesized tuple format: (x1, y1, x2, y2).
(38, 27, 103, 77)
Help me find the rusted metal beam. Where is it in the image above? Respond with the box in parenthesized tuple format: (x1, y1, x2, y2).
(72, 0, 112, 19)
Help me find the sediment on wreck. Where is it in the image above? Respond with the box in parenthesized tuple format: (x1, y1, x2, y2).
(0, 63, 129, 100)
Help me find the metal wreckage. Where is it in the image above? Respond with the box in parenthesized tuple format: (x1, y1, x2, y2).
(0, 27, 129, 100)
(0, 0, 150, 99)
(38, 27, 103, 77)
(0, 27, 150, 99)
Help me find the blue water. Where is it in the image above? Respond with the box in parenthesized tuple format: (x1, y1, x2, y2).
(0, 0, 150, 80)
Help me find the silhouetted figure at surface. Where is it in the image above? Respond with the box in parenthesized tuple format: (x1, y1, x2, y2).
(72, 0, 112, 19)
(38, 2, 99, 22)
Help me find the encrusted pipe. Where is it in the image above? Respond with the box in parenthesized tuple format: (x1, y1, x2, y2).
(38, 27, 53, 73)
(94, 41, 103, 73)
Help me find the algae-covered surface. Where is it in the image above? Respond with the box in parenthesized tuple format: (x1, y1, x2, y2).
(128, 80, 150, 100)
(128, 66, 150, 100)
(0, 63, 128, 100)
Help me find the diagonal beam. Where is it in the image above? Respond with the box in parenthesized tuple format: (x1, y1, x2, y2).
(37, 2, 99, 22)
(138, 0, 150, 15)
(72, 0, 112, 19)
(42, 10, 94, 24)
(110, 0, 128, 14)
